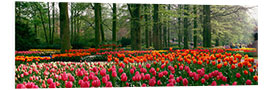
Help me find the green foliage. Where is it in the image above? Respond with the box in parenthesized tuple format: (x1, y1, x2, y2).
(120, 37, 131, 47)
(15, 20, 39, 51)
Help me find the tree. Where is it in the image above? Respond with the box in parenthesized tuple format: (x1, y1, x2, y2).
(52, 2, 55, 44)
(153, 4, 160, 50)
(183, 5, 189, 49)
(94, 3, 102, 47)
(112, 3, 117, 42)
(47, 2, 52, 44)
(59, 2, 71, 53)
(144, 4, 150, 48)
(193, 5, 198, 48)
(128, 4, 141, 50)
(178, 5, 182, 48)
(35, 3, 48, 43)
(203, 5, 211, 47)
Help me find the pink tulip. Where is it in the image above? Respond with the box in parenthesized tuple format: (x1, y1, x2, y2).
(179, 66, 184, 70)
(130, 69, 134, 74)
(222, 76, 227, 82)
(142, 83, 146, 87)
(157, 80, 162, 85)
(121, 73, 127, 82)
(83, 76, 89, 81)
(232, 81, 237, 85)
(169, 74, 174, 79)
(47, 78, 53, 84)
(102, 76, 108, 84)
(182, 78, 188, 86)
(201, 78, 206, 84)
(149, 78, 156, 86)
(92, 79, 101, 87)
(204, 74, 209, 80)
(69, 75, 75, 82)
(65, 81, 73, 88)
(119, 68, 124, 74)
(49, 83, 56, 88)
(100, 68, 106, 76)
(112, 71, 117, 77)
(145, 74, 150, 80)
(236, 73, 241, 78)
(246, 79, 252, 85)
(61, 72, 68, 81)
(16, 84, 26, 89)
(81, 81, 90, 88)
(211, 81, 217, 86)
(105, 81, 112, 87)
(158, 72, 163, 78)
(167, 83, 174, 86)
(146, 64, 151, 68)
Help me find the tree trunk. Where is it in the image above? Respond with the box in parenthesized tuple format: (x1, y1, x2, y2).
(167, 5, 171, 47)
(94, 3, 102, 47)
(153, 4, 160, 50)
(144, 4, 149, 48)
(203, 5, 211, 47)
(52, 2, 55, 44)
(128, 4, 141, 50)
(70, 3, 74, 44)
(99, 4, 105, 41)
(178, 5, 182, 48)
(59, 2, 71, 53)
(193, 5, 198, 48)
(183, 5, 189, 49)
(47, 2, 52, 44)
(35, 3, 48, 43)
(112, 3, 117, 42)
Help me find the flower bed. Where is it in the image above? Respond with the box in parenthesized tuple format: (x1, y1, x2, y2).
(15, 48, 258, 88)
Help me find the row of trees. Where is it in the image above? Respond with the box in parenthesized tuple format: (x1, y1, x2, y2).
(15, 2, 257, 51)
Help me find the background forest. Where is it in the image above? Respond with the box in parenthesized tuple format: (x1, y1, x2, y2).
(15, 2, 257, 51)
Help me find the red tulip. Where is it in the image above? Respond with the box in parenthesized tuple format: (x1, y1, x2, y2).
(92, 79, 101, 87)
(253, 75, 258, 81)
(244, 70, 248, 75)
(100, 68, 107, 76)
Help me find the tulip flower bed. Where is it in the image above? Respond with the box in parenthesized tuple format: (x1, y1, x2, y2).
(15, 48, 258, 89)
